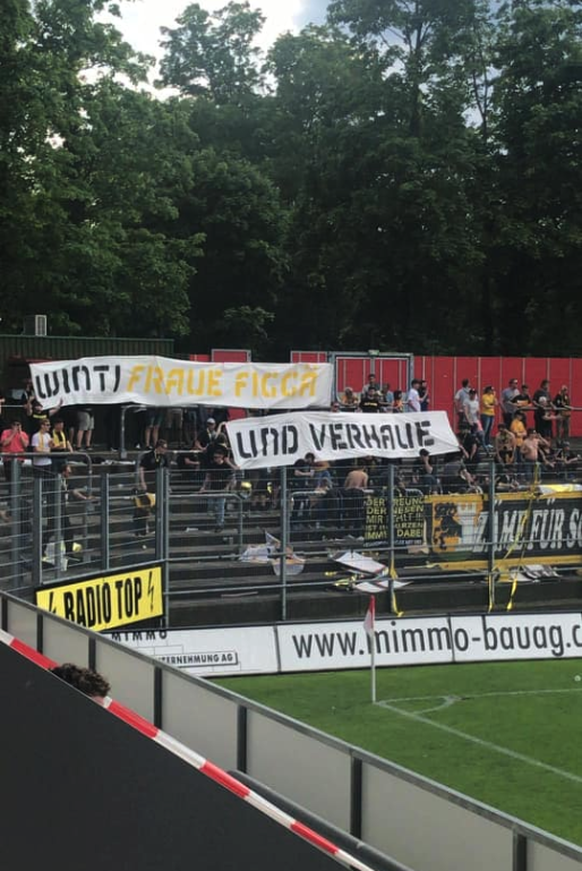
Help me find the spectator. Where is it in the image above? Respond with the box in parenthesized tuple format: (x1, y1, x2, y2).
(50, 663, 110, 704)
(176, 441, 202, 486)
(553, 385, 572, 442)
(339, 387, 359, 410)
(20, 378, 36, 405)
(554, 441, 580, 479)
(454, 379, 471, 430)
(25, 397, 62, 435)
(406, 379, 422, 412)
(510, 411, 527, 473)
(195, 417, 219, 451)
(290, 452, 316, 526)
(31, 419, 54, 478)
(73, 405, 95, 450)
(412, 449, 438, 493)
(392, 390, 404, 412)
(51, 418, 72, 471)
(500, 378, 520, 428)
(200, 445, 234, 532)
(360, 373, 381, 395)
(532, 380, 553, 439)
(480, 386, 497, 446)
(139, 439, 169, 491)
(143, 407, 165, 449)
(44, 464, 89, 563)
(521, 428, 550, 482)
(418, 380, 430, 412)
(359, 388, 382, 413)
(494, 423, 516, 467)
(380, 383, 394, 411)
(441, 455, 475, 494)
(1, 419, 29, 482)
(342, 464, 368, 538)
(514, 383, 532, 413)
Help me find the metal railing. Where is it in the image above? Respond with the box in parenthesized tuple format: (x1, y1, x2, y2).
(2, 452, 582, 620)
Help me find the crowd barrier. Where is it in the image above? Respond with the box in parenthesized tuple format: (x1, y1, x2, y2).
(2, 456, 582, 621)
(1, 591, 581, 871)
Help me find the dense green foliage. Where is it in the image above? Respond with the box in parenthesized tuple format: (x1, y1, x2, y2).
(218, 659, 582, 844)
(1, 0, 581, 355)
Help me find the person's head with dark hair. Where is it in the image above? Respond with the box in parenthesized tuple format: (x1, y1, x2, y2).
(50, 663, 111, 702)
(154, 439, 168, 452)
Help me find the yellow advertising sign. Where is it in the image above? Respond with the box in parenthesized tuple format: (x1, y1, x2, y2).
(35, 566, 164, 631)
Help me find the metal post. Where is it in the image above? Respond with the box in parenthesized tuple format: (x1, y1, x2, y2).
(158, 466, 170, 627)
(488, 458, 497, 611)
(100, 472, 111, 572)
(387, 464, 395, 613)
(155, 464, 164, 563)
(280, 466, 289, 621)
(32, 475, 43, 587)
(53, 471, 63, 574)
(237, 495, 244, 554)
(9, 460, 22, 591)
(119, 405, 128, 460)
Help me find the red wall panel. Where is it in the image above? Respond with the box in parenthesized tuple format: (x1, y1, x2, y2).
(211, 349, 251, 363)
(290, 351, 328, 364)
(288, 351, 581, 435)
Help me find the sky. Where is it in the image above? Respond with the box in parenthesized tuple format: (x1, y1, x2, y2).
(113, 0, 329, 63)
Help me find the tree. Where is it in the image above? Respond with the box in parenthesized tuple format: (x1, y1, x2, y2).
(487, 0, 582, 353)
(158, 1, 265, 103)
(266, 20, 484, 353)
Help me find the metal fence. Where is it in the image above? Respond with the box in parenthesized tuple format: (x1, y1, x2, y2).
(2, 591, 582, 871)
(2, 451, 581, 622)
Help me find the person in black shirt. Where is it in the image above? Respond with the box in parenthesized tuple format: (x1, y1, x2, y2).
(359, 388, 382, 413)
(139, 439, 169, 490)
(200, 446, 234, 530)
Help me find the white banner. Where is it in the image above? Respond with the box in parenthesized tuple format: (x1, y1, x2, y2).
(107, 612, 582, 676)
(108, 625, 278, 676)
(29, 356, 333, 410)
(226, 410, 458, 469)
(278, 613, 582, 671)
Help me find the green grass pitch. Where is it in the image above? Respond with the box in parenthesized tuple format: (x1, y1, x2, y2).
(217, 659, 582, 845)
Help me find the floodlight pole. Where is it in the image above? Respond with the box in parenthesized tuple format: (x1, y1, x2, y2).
(280, 466, 289, 621)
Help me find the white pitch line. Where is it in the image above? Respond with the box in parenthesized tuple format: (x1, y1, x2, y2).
(385, 688, 582, 704)
(378, 693, 582, 786)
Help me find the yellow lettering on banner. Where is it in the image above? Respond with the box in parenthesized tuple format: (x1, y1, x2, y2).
(261, 373, 277, 398)
(185, 369, 223, 397)
(235, 371, 249, 397)
(186, 370, 206, 396)
(127, 365, 145, 391)
(144, 366, 165, 395)
(35, 567, 164, 632)
(281, 372, 298, 397)
(208, 369, 223, 397)
(165, 368, 185, 396)
(299, 371, 318, 397)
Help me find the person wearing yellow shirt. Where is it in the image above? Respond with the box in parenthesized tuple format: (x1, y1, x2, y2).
(480, 386, 497, 446)
(510, 411, 528, 474)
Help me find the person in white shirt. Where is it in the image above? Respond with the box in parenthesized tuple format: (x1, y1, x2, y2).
(454, 378, 471, 429)
(31, 419, 53, 473)
(406, 379, 422, 412)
